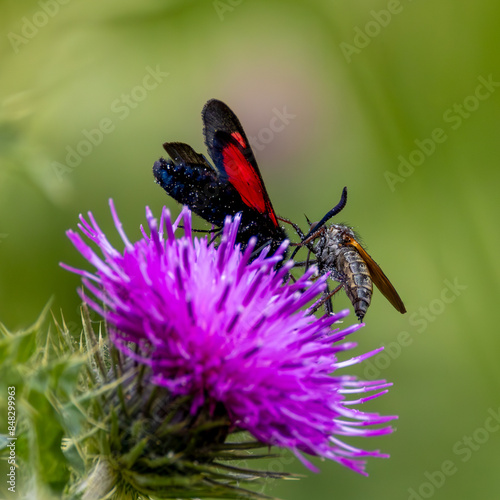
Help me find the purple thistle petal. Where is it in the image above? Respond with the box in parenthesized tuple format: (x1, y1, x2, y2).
(109, 199, 133, 251)
(61, 201, 398, 475)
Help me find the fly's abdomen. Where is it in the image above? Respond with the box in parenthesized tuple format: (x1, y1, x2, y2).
(337, 247, 373, 321)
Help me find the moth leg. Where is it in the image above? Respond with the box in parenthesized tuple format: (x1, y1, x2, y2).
(178, 225, 220, 234)
(208, 228, 224, 245)
(278, 216, 306, 240)
(291, 259, 318, 268)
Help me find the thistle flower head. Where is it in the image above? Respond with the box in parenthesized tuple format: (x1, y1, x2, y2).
(62, 201, 396, 479)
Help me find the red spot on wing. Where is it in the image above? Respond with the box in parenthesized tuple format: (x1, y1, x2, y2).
(222, 142, 278, 226)
(231, 131, 247, 148)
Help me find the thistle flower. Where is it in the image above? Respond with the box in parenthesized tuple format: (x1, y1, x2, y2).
(62, 200, 396, 492)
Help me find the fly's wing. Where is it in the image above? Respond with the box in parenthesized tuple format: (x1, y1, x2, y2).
(153, 141, 249, 228)
(202, 99, 279, 227)
(347, 238, 407, 314)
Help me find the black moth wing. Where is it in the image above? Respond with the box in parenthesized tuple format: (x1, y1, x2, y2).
(153, 141, 285, 251)
(201, 99, 284, 241)
(154, 100, 287, 254)
(202, 99, 259, 177)
(153, 141, 249, 228)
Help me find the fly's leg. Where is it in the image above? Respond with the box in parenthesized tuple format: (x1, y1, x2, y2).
(308, 270, 346, 315)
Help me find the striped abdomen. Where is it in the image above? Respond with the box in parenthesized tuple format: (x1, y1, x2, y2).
(336, 246, 373, 321)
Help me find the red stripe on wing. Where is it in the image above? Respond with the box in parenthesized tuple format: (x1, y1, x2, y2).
(222, 142, 279, 227)
(231, 131, 247, 148)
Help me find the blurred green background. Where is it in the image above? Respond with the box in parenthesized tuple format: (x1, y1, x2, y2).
(1, 0, 500, 498)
